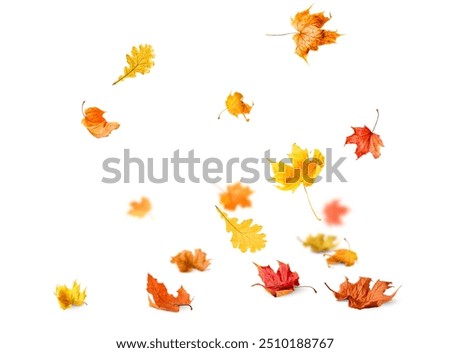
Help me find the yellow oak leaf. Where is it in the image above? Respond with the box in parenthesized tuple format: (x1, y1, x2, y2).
(326, 249, 358, 267)
(55, 281, 86, 310)
(300, 234, 338, 253)
(113, 44, 155, 85)
(219, 92, 253, 121)
(216, 206, 266, 253)
(128, 197, 152, 218)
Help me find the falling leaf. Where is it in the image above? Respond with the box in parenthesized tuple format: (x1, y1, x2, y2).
(345, 109, 384, 159)
(55, 281, 87, 310)
(216, 206, 266, 253)
(171, 249, 211, 272)
(218, 92, 253, 121)
(113, 44, 155, 85)
(81, 102, 120, 138)
(252, 261, 299, 297)
(326, 249, 358, 266)
(300, 233, 338, 253)
(325, 277, 400, 309)
(219, 182, 253, 211)
(128, 197, 152, 218)
(147, 273, 192, 312)
(267, 6, 340, 62)
(323, 199, 349, 226)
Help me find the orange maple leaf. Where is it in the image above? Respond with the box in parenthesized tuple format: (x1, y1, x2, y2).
(219, 182, 253, 211)
(345, 109, 384, 159)
(267, 6, 340, 62)
(128, 197, 152, 218)
(325, 249, 358, 267)
(146, 274, 192, 312)
(171, 249, 211, 272)
(325, 277, 400, 309)
(218, 92, 253, 121)
(252, 261, 316, 297)
(81, 101, 120, 138)
(323, 199, 349, 226)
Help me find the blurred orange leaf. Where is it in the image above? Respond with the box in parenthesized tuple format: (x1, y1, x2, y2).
(323, 199, 349, 226)
(219, 182, 253, 211)
(128, 197, 152, 218)
(81, 102, 120, 138)
(171, 249, 211, 272)
(147, 274, 192, 312)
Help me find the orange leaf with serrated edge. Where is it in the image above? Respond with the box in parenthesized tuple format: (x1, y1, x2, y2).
(146, 274, 192, 312)
(219, 182, 253, 211)
(128, 197, 151, 218)
(325, 277, 400, 309)
(323, 199, 349, 226)
(326, 249, 358, 266)
(345, 110, 384, 159)
(81, 102, 120, 138)
(219, 92, 253, 121)
(171, 249, 211, 272)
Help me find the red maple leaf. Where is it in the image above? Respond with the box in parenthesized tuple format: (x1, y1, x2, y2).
(345, 109, 384, 159)
(323, 199, 349, 226)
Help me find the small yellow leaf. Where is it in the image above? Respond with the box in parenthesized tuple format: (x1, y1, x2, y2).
(113, 44, 155, 85)
(219, 92, 253, 121)
(128, 197, 152, 218)
(216, 206, 266, 253)
(326, 249, 358, 266)
(300, 233, 338, 253)
(55, 281, 87, 310)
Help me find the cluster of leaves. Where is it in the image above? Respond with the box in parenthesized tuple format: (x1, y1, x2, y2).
(62, 6, 395, 312)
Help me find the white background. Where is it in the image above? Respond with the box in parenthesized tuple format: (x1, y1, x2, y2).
(0, 0, 448, 352)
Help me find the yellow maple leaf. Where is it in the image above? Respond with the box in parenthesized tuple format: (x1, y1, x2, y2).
(300, 234, 338, 253)
(326, 249, 358, 267)
(128, 197, 152, 218)
(216, 206, 266, 253)
(218, 92, 253, 121)
(113, 44, 155, 85)
(55, 281, 87, 310)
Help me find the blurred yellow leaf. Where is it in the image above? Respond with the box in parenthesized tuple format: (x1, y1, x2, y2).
(300, 233, 338, 253)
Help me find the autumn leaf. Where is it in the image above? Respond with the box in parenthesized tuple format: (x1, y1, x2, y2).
(55, 281, 87, 310)
(326, 249, 358, 266)
(325, 277, 400, 309)
(345, 109, 384, 159)
(219, 182, 253, 211)
(271, 143, 324, 220)
(300, 233, 338, 253)
(252, 261, 316, 297)
(171, 249, 211, 272)
(216, 206, 266, 253)
(128, 197, 152, 218)
(147, 273, 192, 312)
(323, 199, 349, 226)
(267, 6, 340, 62)
(81, 101, 120, 138)
(113, 44, 155, 85)
(218, 92, 253, 121)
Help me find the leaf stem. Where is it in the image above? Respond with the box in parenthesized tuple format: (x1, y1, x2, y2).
(218, 108, 227, 119)
(299, 285, 317, 293)
(81, 101, 86, 117)
(372, 109, 380, 131)
(324, 282, 335, 293)
(303, 185, 321, 221)
(266, 32, 296, 36)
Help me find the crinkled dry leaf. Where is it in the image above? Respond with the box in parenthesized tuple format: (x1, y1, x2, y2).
(291, 7, 340, 62)
(55, 281, 87, 310)
(323, 199, 349, 226)
(128, 197, 151, 218)
(171, 249, 211, 272)
(219, 182, 253, 211)
(300, 234, 338, 253)
(219, 92, 253, 121)
(326, 249, 358, 266)
(147, 274, 192, 312)
(216, 206, 266, 253)
(345, 110, 384, 159)
(81, 103, 120, 138)
(113, 44, 155, 85)
(325, 277, 400, 309)
(271, 144, 325, 191)
(252, 261, 299, 297)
